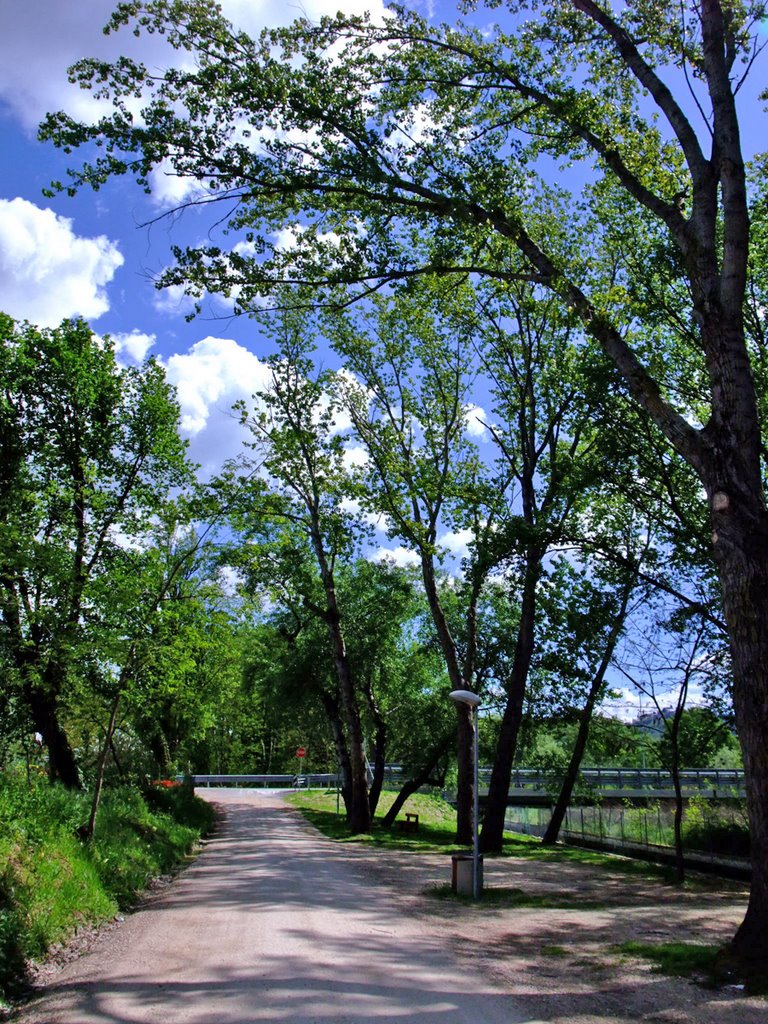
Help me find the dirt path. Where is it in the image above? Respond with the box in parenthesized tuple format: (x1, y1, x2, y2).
(12, 789, 766, 1024)
(13, 790, 529, 1024)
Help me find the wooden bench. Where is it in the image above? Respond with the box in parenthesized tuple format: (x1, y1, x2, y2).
(399, 812, 419, 833)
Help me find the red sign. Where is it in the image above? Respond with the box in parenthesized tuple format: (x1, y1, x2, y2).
(296, 747, 307, 758)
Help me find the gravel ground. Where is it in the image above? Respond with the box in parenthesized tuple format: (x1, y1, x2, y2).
(9, 789, 766, 1024)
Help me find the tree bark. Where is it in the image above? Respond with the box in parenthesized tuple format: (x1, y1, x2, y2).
(25, 679, 80, 789)
(711, 497, 768, 965)
(320, 690, 353, 814)
(310, 518, 370, 834)
(362, 673, 387, 818)
(419, 555, 474, 843)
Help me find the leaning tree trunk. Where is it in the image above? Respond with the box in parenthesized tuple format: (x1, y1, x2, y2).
(480, 547, 542, 852)
(381, 734, 453, 828)
(543, 575, 634, 845)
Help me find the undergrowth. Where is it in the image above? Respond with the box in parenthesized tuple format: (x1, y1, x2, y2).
(0, 772, 214, 1004)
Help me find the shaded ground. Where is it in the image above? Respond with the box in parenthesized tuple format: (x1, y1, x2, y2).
(10, 789, 766, 1024)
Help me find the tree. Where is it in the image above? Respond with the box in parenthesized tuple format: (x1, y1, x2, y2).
(0, 315, 192, 787)
(41, 0, 768, 971)
(227, 324, 372, 832)
(328, 278, 498, 842)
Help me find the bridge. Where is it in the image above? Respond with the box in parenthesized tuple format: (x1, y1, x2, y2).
(183, 766, 745, 803)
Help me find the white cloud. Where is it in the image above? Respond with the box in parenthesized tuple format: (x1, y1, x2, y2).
(148, 160, 206, 209)
(112, 330, 156, 364)
(464, 403, 489, 439)
(342, 444, 370, 469)
(163, 335, 272, 473)
(153, 282, 199, 317)
(371, 545, 421, 568)
(0, 198, 123, 326)
(165, 335, 270, 434)
(438, 528, 474, 559)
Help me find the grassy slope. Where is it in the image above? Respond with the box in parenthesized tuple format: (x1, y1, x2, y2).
(0, 777, 214, 1004)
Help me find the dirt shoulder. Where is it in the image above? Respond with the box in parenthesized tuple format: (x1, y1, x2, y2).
(335, 824, 765, 1024)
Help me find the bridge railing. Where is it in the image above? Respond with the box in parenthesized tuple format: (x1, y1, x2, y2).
(502, 767, 745, 793)
(181, 773, 339, 788)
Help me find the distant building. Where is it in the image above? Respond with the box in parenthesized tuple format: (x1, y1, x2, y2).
(632, 707, 674, 736)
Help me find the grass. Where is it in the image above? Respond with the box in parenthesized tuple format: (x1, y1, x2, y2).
(287, 789, 682, 885)
(285, 789, 466, 852)
(617, 940, 768, 996)
(0, 774, 215, 1003)
(616, 940, 721, 980)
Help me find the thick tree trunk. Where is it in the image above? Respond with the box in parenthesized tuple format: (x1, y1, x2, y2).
(712, 500, 768, 966)
(320, 690, 353, 814)
(26, 681, 80, 788)
(310, 522, 370, 834)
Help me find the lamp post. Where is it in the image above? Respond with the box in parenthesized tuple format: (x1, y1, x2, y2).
(449, 688, 481, 899)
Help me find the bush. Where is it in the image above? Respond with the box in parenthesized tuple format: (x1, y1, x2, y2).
(683, 797, 750, 857)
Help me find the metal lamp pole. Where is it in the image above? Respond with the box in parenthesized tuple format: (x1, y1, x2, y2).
(449, 688, 482, 899)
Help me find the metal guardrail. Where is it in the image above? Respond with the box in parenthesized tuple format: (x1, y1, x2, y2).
(182, 767, 745, 794)
(500, 767, 745, 794)
(182, 773, 339, 788)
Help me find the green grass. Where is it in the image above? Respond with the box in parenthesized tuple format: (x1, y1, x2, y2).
(286, 789, 467, 852)
(287, 789, 681, 885)
(0, 774, 215, 1003)
(617, 941, 768, 995)
(616, 940, 721, 980)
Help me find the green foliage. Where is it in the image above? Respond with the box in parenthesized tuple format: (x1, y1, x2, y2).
(683, 797, 750, 857)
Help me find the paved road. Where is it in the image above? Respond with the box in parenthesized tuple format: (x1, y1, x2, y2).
(16, 789, 534, 1024)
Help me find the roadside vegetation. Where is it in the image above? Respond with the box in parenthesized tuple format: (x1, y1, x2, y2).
(0, 773, 214, 1004)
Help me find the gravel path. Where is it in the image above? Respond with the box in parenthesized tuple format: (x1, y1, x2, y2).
(12, 790, 531, 1024)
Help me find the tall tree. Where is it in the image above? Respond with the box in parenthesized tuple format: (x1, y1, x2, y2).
(42, 0, 768, 970)
(229, 324, 371, 832)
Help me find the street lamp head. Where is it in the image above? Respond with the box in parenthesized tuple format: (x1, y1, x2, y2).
(448, 688, 481, 707)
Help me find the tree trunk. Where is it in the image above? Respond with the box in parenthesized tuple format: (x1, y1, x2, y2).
(82, 690, 122, 842)
(480, 547, 541, 852)
(25, 681, 80, 788)
(310, 521, 370, 834)
(320, 690, 353, 815)
(713, 502, 768, 966)
(543, 575, 634, 845)
(362, 673, 387, 818)
(381, 734, 452, 828)
(419, 555, 474, 842)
